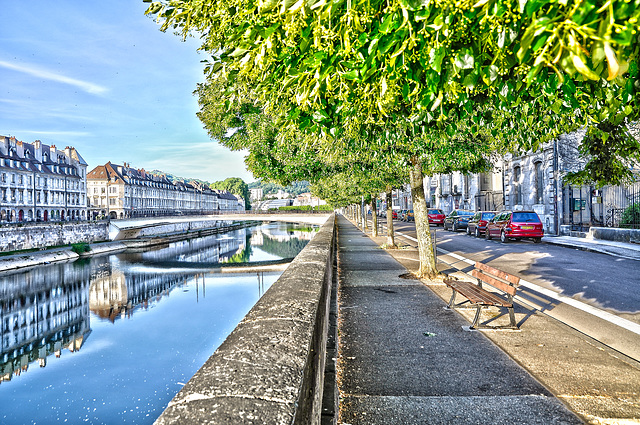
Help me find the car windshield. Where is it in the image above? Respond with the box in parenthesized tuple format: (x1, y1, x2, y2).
(458, 211, 474, 216)
(428, 209, 442, 214)
(482, 212, 496, 220)
(512, 212, 540, 222)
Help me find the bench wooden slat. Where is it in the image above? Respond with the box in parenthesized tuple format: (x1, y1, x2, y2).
(474, 261, 520, 286)
(444, 262, 520, 330)
(444, 279, 512, 307)
(471, 269, 517, 296)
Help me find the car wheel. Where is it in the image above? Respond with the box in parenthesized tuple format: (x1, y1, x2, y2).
(485, 229, 491, 240)
(500, 231, 509, 243)
(475, 227, 480, 238)
(452, 222, 457, 232)
(466, 226, 471, 235)
(533, 237, 542, 243)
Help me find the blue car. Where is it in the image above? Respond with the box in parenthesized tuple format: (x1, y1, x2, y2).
(443, 209, 475, 232)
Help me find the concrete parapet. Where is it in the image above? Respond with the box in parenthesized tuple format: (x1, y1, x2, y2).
(589, 226, 640, 243)
(560, 224, 640, 243)
(155, 213, 336, 425)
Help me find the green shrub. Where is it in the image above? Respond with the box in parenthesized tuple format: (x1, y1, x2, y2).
(620, 203, 640, 229)
(71, 243, 91, 254)
(277, 205, 333, 211)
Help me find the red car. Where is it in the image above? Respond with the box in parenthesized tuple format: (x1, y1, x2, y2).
(485, 211, 544, 243)
(428, 209, 445, 226)
(466, 211, 497, 237)
(391, 210, 398, 219)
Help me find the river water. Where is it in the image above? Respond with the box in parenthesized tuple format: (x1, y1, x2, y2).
(0, 221, 317, 424)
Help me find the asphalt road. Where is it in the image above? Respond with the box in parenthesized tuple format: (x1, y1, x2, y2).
(377, 217, 640, 360)
(388, 219, 640, 314)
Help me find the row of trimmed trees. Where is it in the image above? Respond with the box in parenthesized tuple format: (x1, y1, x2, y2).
(145, 0, 640, 277)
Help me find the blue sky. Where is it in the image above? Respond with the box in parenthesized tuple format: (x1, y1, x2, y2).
(0, 1, 254, 183)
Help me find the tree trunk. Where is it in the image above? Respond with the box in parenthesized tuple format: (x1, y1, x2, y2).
(410, 161, 438, 279)
(385, 190, 396, 247)
(371, 197, 378, 237)
(361, 197, 367, 230)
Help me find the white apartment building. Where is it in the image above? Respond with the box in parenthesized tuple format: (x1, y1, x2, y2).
(87, 162, 243, 219)
(0, 136, 88, 222)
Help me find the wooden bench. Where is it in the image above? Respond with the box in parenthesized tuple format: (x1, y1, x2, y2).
(443, 261, 520, 330)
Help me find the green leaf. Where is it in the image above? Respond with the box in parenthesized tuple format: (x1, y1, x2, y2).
(342, 69, 359, 80)
(429, 46, 445, 73)
(454, 51, 474, 70)
(230, 47, 250, 58)
(463, 72, 478, 89)
(380, 14, 393, 34)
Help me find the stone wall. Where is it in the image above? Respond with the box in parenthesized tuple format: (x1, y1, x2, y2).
(155, 213, 336, 425)
(0, 221, 109, 252)
(560, 225, 640, 244)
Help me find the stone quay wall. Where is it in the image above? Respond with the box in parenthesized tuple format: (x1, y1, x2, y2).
(155, 213, 337, 425)
(0, 221, 109, 252)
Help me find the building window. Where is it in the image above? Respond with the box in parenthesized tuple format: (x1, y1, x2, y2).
(480, 173, 492, 191)
(535, 162, 544, 204)
(514, 166, 522, 205)
(440, 175, 451, 195)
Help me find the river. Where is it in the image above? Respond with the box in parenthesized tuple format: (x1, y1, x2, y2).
(0, 221, 317, 424)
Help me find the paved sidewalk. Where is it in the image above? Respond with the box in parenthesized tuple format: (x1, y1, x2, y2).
(336, 215, 583, 424)
(542, 235, 640, 260)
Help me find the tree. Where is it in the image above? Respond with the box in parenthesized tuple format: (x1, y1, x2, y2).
(210, 177, 250, 209)
(564, 121, 640, 187)
(145, 0, 640, 277)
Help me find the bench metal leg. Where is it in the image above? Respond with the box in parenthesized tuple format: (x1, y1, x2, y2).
(470, 305, 482, 329)
(446, 290, 457, 310)
(508, 306, 518, 329)
(445, 290, 474, 311)
(469, 306, 520, 331)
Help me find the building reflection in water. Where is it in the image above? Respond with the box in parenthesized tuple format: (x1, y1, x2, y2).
(0, 222, 318, 386)
(1, 262, 91, 384)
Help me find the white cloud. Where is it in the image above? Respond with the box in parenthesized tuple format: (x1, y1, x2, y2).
(141, 142, 253, 182)
(0, 60, 108, 95)
(13, 130, 91, 137)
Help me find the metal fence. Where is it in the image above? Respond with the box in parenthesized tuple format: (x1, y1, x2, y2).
(563, 181, 640, 230)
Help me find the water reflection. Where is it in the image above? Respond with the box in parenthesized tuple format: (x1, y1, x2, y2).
(0, 221, 317, 424)
(1, 263, 91, 384)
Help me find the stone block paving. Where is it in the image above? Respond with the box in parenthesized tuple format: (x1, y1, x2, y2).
(336, 215, 583, 424)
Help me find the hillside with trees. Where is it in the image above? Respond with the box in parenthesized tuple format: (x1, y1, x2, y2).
(248, 180, 310, 198)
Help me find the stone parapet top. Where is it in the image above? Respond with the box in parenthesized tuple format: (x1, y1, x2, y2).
(155, 213, 336, 425)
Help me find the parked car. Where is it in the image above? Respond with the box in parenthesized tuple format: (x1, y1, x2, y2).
(466, 211, 497, 237)
(443, 209, 475, 231)
(401, 209, 414, 221)
(485, 211, 544, 243)
(391, 210, 398, 220)
(398, 209, 408, 221)
(427, 209, 445, 226)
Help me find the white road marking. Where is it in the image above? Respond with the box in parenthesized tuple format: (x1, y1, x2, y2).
(389, 228, 640, 336)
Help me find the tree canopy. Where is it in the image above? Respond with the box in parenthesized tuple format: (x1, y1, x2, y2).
(145, 0, 640, 276)
(210, 177, 250, 208)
